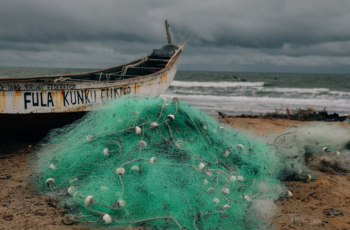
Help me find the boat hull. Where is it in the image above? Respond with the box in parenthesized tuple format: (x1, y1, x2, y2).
(0, 59, 178, 114)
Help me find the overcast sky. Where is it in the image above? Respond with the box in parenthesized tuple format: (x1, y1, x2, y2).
(1, 0, 350, 73)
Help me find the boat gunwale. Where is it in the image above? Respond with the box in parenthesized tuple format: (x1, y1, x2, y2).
(0, 47, 183, 83)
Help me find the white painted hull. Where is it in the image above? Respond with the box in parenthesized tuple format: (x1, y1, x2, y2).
(0, 49, 181, 114)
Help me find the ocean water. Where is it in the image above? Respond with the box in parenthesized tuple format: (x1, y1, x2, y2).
(163, 71, 350, 115)
(1, 67, 350, 115)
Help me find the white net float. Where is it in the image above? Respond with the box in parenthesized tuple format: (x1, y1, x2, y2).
(230, 176, 237, 182)
(69, 178, 78, 184)
(135, 126, 141, 135)
(322, 147, 328, 152)
(63, 214, 75, 225)
(222, 150, 230, 158)
(150, 157, 157, 163)
(243, 195, 251, 202)
(116, 167, 125, 176)
(50, 164, 56, 170)
(202, 126, 207, 131)
(84, 196, 94, 207)
(150, 122, 158, 128)
(287, 191, 293, 198)
(103, 148, 109, 157)
(86, 135, 93, 142)
(45, 178, 55, 188)
(237, 176, 244, 181)
(67, 186, 76, 195)
(73, 191, 82, 198)
(306, 174, 311, 182)
(175, 140, 185, 149)
(137, 141, 147, 149)
(205, 170, 213, 177)
(203, 179, 208, 185)
(237, 144, 244, 149)
(336, 151, 341, 155)
(117, 199, 126, 207)
(172, 97, 179, 103)
(131, 165, 139, 171)
(213, 198, 220, 204)
(167, 114, 175, 121)
(198, 163, 205, 171)
(103, 214, 112, 224)
(221, 188, 229, 194)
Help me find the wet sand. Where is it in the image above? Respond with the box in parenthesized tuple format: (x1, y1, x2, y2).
(1, 118, 350, 229)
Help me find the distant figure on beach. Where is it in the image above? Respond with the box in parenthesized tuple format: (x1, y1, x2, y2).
(233, 75, 246, 81)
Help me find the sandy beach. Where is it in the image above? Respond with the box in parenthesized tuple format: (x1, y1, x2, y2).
(1, 118, 350, 229)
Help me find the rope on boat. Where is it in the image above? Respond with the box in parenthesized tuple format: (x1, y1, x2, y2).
(120, 56, 148, 76)
(54, 77, 73, 82)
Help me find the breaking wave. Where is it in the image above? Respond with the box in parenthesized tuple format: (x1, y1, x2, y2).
(171, 81, 265, 88)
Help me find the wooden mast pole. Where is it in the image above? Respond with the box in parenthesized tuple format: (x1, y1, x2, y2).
(165, 20, 172, 44)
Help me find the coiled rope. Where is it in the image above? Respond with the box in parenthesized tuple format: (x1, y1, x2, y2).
(121, 56, 148, 76)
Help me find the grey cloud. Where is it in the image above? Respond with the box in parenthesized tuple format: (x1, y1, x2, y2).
(1, 0, 350, 73)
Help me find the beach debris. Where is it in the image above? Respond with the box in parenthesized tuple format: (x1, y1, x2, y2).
(218, 107, 350, 122)
(326, 208, 344, 217)
(45, 202, 57, 208)
(50, 164, 56, 170)
(218, 111, 234, 119)
(287, 190, 293, 198)
(322, 147, 328, 152)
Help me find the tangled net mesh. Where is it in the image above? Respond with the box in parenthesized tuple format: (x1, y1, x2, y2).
(31, 96, 288, 229)
(271, 123, 350, 176)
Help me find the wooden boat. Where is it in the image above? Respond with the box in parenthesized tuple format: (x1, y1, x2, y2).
(0, 22, 185, 140)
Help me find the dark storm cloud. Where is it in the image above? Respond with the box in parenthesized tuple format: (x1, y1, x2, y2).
(1, 0, 350, 72)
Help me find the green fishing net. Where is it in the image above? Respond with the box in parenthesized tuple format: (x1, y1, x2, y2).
(31, 96, 287, 229)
